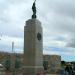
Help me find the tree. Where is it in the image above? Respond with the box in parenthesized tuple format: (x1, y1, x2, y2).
(15, 59, 21, 69)
(43, 61, 48, 70)
(4, 59, 11, 71)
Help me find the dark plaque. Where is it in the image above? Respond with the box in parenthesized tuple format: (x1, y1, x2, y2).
(37, 33, 42, 41)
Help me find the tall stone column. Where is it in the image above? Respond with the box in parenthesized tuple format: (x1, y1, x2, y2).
(23, 19, 43, 75)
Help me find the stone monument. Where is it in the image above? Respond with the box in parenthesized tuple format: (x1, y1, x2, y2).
(23, 0, 43, 75)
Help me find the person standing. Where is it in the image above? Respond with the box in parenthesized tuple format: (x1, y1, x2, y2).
(65, 65, 72, 75)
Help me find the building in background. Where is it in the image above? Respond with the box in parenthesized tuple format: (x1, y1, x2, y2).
(43, 55, 61, 74)
(0, 52, 61, 75)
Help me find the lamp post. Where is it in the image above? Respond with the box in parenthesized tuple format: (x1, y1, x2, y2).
(11, 41, 21, 75)
(11, 41, 16, 75)
(4, 41, 15, 75)
(12, 41, 14, 53)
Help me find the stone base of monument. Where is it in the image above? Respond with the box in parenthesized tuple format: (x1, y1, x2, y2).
(23, 66, 44, 75)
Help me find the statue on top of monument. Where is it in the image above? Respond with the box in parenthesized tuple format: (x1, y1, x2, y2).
(32, 0, 37, 19)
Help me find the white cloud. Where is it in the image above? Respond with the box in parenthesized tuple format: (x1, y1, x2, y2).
(0, 0, 75, 61)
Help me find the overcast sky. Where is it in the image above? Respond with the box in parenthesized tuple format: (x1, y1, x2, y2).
(0, 0, 75, 61)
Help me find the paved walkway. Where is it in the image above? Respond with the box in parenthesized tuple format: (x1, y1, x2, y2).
(46, 74, 60, 75)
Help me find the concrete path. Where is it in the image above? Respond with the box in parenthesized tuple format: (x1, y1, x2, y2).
(46, 74, 60, 75)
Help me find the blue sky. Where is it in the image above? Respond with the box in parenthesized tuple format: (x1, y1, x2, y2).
(0, 0, 75, 62)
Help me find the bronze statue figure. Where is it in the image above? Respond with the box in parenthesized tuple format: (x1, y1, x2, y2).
(32, 0, 37, 19)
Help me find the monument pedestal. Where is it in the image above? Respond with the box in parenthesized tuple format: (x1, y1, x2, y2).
(23, 19, 43, 75)
(23, 66, 43, 75)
